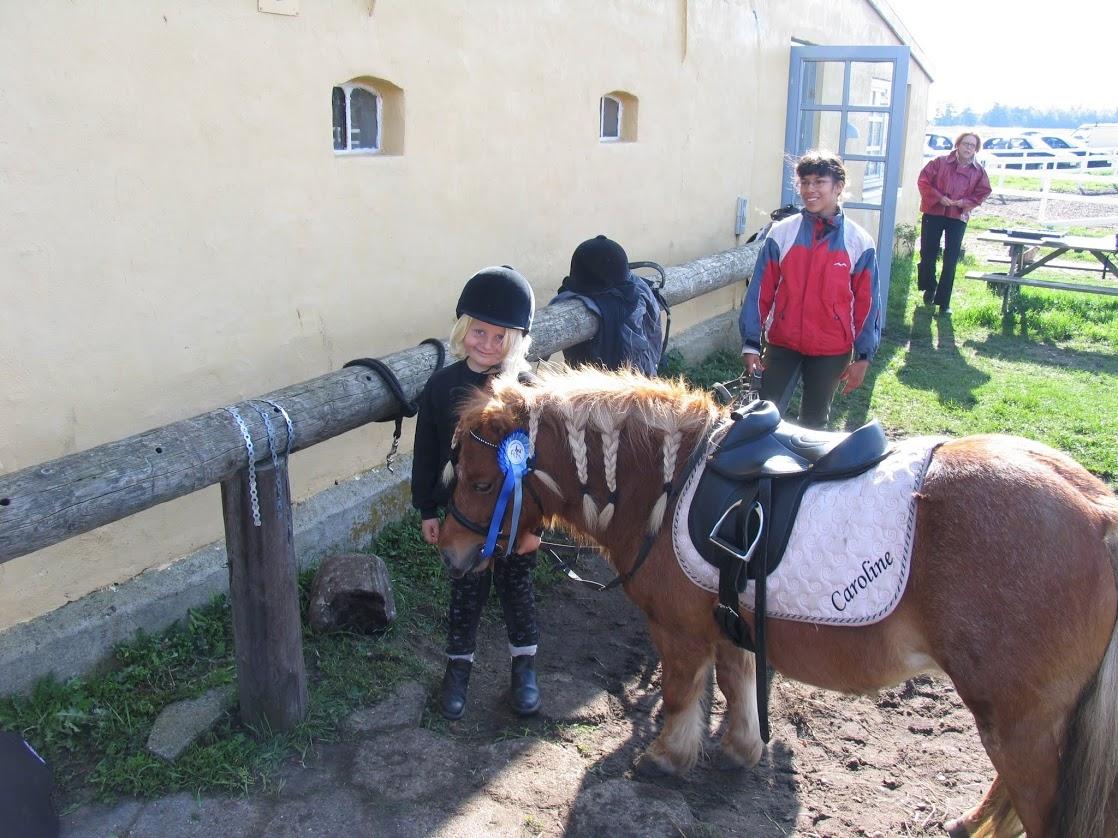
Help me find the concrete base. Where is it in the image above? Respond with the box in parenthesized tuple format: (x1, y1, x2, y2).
(0, 317, 737, 695)
(665, 310, 740, 363)
(0, 459, 412, 695)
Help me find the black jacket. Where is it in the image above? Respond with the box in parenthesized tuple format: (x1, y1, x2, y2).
(551, 273, 663, 375)
(411, 359, 492, 519)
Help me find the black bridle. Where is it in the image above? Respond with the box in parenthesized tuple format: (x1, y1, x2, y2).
(446, 430, 546, 572)
(449, 421, 715, 589)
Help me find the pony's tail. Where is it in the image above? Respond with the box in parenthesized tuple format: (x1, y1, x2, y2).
(962, 779, 1021, 838)
(1055, 524, 1118, 838)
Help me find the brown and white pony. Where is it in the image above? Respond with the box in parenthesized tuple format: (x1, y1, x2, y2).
(438, 367, 1118, 838)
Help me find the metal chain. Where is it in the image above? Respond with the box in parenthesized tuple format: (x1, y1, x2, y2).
(224, 406, 261, 527)
(257, 399, 295, 454)
(386, 427, 401, 474)
(246, 402, 283, 516)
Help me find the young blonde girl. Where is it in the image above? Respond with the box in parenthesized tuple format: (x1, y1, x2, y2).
(411, 266, 543, 720)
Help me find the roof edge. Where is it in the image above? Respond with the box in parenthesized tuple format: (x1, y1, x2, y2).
(864, 0, 934, 82)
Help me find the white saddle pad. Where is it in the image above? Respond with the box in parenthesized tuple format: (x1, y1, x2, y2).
(671, 436, 943, 626)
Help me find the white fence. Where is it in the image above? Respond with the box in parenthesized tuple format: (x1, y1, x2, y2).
(984, 151, 1118, 227)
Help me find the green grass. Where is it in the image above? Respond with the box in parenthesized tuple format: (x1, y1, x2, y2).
(990, 172, 1118, 196)
(660, 347, 742, 388)
(0, 513, 561, 802)
(828, 214, 1118, 483)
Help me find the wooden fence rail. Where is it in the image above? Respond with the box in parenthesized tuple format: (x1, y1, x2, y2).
(0, 241, 759, 728)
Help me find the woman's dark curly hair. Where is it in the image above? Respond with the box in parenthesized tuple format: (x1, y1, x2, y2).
(795, 150, 847, 184)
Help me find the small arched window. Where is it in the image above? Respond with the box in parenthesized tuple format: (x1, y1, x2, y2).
(599, 91, 638, 143)
(332, 83, 381, 154)
(600, 95, 622, 142)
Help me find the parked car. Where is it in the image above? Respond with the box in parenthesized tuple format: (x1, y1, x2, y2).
(923, 132, 953, 159)
(1073, 123, 1118, 154)
(981, 133, 1109, 169)
(1018, 130, 1112, 168)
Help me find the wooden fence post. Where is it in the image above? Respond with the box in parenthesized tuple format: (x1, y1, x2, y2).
(220, 458, 307, 732)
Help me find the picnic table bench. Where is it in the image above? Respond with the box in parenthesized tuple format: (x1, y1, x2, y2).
(986, 255, 1107, 274)
(966, 231, 1118, 314)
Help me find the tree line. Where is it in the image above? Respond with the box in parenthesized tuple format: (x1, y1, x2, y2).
(932, 104, 1118, 129)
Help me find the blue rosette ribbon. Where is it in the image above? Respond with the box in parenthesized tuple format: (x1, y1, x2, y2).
(481, 430, 532, 559)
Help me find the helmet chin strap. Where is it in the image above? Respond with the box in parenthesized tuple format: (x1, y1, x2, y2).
(480, 430, 532, 559)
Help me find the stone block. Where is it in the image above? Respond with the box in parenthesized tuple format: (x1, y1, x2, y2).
(308, 553, 396, 633)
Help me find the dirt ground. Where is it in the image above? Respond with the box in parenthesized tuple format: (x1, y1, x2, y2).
(64, 546, 995, 838)
(430, 548, 995, 838)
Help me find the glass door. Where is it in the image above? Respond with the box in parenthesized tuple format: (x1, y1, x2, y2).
(783, 45, 910, 315)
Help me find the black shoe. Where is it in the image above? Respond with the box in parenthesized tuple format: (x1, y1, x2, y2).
(922, 288, 935, 305)
(938, 305, 952, 316)
(510, 655, 541, 716)
(439, 659, 472, 720)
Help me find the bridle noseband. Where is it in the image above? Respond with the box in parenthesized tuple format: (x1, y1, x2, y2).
(447, 429, 545, 572)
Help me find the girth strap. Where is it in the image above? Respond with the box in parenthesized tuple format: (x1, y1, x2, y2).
(754, 478, 772, 743)
(711, 477, 773, 743)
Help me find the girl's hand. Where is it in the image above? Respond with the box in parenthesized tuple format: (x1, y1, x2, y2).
(421, 518, 440, 545)
(839, 359, 870, 395)
(515, 531, 542, 555)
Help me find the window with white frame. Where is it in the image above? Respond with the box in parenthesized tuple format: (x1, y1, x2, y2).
(600, 95, 622, 142)
(332, 83, 381, 153)
(865, 79, 889, 180)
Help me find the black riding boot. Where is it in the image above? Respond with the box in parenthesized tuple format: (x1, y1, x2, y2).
(510, 655, 541, 716)
(439, 659, 472, 720)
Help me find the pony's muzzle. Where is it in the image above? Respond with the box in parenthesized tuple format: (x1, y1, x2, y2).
(441, 546, 491, 579)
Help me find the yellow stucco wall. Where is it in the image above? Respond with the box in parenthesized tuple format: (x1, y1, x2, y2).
(0, 0, 931, 631)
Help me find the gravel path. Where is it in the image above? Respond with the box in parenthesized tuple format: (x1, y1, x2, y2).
(977, 189, 1118, 226)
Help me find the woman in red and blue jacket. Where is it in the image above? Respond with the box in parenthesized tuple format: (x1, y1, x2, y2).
(738, 151, 881, 429)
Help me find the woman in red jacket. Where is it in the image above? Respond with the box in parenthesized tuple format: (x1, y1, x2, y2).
(916, 132, 992, 315)
(739, 151, 881, 430)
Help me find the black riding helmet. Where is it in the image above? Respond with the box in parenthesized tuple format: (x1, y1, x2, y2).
(567, 235, 629, 293)
(456, 266, 535, 333)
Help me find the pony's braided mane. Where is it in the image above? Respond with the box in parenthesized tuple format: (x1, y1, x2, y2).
(457, 366, 721, 533)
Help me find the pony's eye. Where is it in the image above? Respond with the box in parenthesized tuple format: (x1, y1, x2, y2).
(472, 482, 493, 493)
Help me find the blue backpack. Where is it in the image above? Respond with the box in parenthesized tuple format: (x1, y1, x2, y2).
(552, 261, 669, 375)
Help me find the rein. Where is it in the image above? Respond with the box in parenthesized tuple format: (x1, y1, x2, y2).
(447, 429, 545, 572)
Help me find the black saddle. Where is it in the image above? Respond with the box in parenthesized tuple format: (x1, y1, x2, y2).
(687, 399, 890, 741)
(690, 400, 890, 572)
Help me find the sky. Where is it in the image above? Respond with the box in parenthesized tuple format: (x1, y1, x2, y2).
(885, 0, 1113, 113)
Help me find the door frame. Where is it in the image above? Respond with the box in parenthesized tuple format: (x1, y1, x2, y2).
(783, 44, 911, 316)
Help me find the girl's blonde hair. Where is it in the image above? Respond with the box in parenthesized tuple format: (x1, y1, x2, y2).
(449, 315, 532, 374)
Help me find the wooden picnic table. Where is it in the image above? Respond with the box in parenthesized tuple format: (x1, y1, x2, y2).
(966, 231, 1118, 314)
